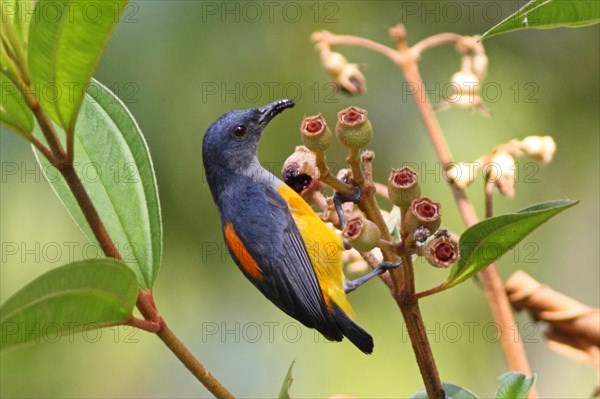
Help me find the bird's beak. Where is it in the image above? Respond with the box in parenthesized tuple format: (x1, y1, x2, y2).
(258, 99, 295, 126)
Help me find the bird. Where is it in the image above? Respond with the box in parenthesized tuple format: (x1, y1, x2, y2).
(202, 99, 375, 353)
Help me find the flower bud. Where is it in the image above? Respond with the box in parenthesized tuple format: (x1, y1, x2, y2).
(387, 167, 421, 208)
(446, 161, 480, 190)
(424, 235, 459, 268)
(449, 70, 480, 104)
(456, 36, 487, 81)
(336, 106, 373, 149)
(342, 216, 381, 253)
(322, 51, 348, 76)
(486, 152, 516, 198)
(282, 146, 319, 194)
(472, 53, 489, 81)
(403, 197, 442, 234)
(320, 51, 366, 95)
(337, 64, 367, 95)
(519, 135, 556, 163)
(300, 114, 332, 151)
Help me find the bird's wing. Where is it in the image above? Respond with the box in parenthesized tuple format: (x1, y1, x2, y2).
(222, 184, 341, 340)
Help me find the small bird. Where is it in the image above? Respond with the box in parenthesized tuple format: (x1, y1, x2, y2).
(203, 99, 379, 353)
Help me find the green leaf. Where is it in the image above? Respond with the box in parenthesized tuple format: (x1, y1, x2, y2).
(2, 0, 36, 48)
(28, 0, 127, 130)
(0, 258, 138, 350)
(0, 72, 34, 136)
(34, 79, 162, 288)
(481, 0, 600, 40)
(278, 360, 295, 399)
(409, 383, 479, 399)
(447, 199, 578, 287)
(495, 372, 537, 399)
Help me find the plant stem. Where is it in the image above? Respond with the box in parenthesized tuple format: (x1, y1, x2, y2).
(313, 114, 444, 398)
(396, 27, 538, 398)
(16, 77, 235, 398)
(136, 291, 235, 399)
(59, 163, 121, 259)
(484, 183, 537, 395)
(155, 323, 235, 399)
(314, 26, 538, 397)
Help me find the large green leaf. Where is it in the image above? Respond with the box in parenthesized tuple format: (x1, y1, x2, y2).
(34, 79, 162, 288)
(28, 0, 126, 130)
(482, 0, 600, 40)
(0, 72, 33, 136)
(495, 372, 537, 399)
(0, 259, 138, 350)
(409, 383, 479, 399)
(447, 199, 577, 287)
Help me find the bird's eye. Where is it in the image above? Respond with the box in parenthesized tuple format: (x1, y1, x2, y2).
(232, 125, 247, 138)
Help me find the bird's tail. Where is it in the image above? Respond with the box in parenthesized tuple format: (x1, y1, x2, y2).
(332, 303, 374, 354)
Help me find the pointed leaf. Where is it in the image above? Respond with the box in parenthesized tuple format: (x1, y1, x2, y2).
(278, 360, 295, 399)
(0, 258, 138, 350)
(495, 372, 537, 399)
(34, 79, 162, 288)
(447, 199, 578, 287)
(0, 72, 34, 136)
(409, 383, 479, 399)
(482, 0, 600, 40)
(28, 0, 127, 129)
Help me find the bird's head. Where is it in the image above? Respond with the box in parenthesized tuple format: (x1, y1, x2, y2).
(202, 99, 295, 174)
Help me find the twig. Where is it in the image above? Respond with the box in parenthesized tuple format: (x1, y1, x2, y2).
(385, 25, 537, 396)
(14, 74, 236, 398)
(481, 179, 536, 389)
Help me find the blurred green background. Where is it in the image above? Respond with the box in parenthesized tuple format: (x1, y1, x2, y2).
(1, 1, 598, 397)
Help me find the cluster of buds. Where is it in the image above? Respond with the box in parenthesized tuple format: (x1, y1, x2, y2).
(447, 135, 557, 197)
(283, 106, 373, 214)
(388, 167, 459, 269)
(285, 107, 458, 271)
(438, 36, 490, 115)
(299, 106, 373, 154)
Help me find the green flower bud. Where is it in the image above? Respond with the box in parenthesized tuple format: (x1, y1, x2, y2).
(342, 216, 381, 253)
(300, 114, 332, 152)
(403, 197, 442, 234)
(335, 106, 373, 149)
(387, 167, 421, 208)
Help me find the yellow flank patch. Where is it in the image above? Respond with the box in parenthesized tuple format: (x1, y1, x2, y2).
(224, 222, 263, 281)
(276, 184, 355, 317)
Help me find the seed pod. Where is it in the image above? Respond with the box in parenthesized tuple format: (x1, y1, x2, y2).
(336, 106, 373, 149)
(300, 114, 332, 152)
(403, 197, 442, 234)
(342, 216, 381, 253)
(424, 235, 459, 268)
(388, 167, 421, 208)
(282, 146, 319, 194)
